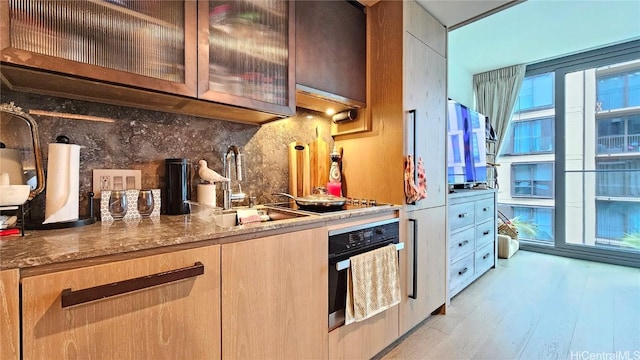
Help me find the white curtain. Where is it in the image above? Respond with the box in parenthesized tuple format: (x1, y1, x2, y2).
(473, 64, 527, 151)
(473, 64, 526, 188)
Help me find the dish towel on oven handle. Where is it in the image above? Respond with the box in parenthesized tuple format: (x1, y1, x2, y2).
(345, 244, 401, 325)
(404, 155, 427, 204)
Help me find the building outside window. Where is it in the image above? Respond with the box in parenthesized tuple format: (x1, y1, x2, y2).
(497, 56, 640, 250)
(511, 163, 554, 198)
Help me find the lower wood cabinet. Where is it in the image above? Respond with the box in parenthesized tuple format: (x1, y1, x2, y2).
(399, 206, 447, 335)
(0, 269, 20, 360)
(21, 246, 221, 360)
(328, 306, 399, 360)
(221, 227, 328, 359)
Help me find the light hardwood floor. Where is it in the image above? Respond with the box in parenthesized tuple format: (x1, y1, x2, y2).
(379, 250, 640, 360)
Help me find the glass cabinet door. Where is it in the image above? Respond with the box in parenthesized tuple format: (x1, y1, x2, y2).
(198, 0, 295, 116)
(2, 0, 197, 96)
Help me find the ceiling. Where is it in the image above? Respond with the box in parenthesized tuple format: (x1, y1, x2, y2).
(445, 0, 640, 104)
(416, 0, 516, 29)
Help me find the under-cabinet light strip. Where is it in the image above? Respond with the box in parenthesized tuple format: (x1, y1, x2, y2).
(28, 110, 116, 123)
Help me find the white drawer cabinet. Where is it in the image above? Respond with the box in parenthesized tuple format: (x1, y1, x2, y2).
(448, 190, 497, 299)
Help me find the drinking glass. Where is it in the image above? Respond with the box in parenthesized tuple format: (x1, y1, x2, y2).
(137, 190, 155, 216)
(108, 190, 128, 219)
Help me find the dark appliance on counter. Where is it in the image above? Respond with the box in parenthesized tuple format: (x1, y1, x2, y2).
(164, 158, 191, 215)
(328, 218, 401, 331)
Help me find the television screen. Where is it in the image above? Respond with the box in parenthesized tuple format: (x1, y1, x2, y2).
(447, 100, 487, 185)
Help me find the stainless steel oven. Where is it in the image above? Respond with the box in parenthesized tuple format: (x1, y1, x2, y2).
(328, 218, 402, 331)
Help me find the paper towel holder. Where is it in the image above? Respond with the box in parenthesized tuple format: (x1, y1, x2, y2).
(25, 135, 96, 230)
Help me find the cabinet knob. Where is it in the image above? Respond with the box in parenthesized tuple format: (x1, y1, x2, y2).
(483, 230, 490, 235)
(483, 207, 490, 212)
(458, 240, 469, 247)
(483, 253, 491, 259)
(458, 267, 468, 276)
(458, 212, 468, 218)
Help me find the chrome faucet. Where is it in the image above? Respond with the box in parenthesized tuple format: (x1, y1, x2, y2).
(222, 145, 246, 210)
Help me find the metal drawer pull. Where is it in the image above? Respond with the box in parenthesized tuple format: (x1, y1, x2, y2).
(61, 262, 205, 308)
(458, 240, 469, 247)
(335, 243, 404, 271)
(458, 213, 468, 218)
(483, 230, 490, 235)
(483, 207, 490, 211)
(483, 253, 491, 260)
(458, 267, 468, 276)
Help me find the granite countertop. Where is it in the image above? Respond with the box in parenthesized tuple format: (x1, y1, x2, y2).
(0, 205, 401, 271)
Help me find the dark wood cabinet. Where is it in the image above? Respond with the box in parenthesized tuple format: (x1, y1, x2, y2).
(295, 0, 366, 113)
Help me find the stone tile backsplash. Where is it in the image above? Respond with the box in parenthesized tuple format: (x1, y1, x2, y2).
(1, 88, 334, 219)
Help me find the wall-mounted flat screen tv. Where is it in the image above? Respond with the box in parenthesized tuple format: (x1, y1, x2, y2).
(447, 99, 487, 186)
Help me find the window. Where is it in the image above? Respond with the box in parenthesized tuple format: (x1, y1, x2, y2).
(596, 159, 640, 197)
(597, 115, 640, 154)
(511, 206, 554, 242)
(596, 200, 640, 240)
(513, 73, 554, 112)
(504, 117, 554, 154)
(597, 69, 640, 110)
(511, 163, 554, 198)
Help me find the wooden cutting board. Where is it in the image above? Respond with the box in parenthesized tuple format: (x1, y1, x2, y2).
(288, 141, 310, 196)
(309, 132, 330, 191)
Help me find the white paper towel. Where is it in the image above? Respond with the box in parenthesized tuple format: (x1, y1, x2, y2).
(197, 183, 216, 207)
(44, 143, 80, 224)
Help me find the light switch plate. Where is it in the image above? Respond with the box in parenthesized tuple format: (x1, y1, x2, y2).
(92, 169, 141, 197)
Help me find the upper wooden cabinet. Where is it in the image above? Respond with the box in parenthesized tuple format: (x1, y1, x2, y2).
(197, 0, 295, 116)
(1, 0, 198, 96)
(0, 0, 294, 123)
(295, 0, 366, 114)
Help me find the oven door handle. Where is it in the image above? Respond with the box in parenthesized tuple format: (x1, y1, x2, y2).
(335, 242, 404, 271)
(408, 218, 418, 300)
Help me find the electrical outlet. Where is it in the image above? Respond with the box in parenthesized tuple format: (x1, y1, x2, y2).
(100, 176, 110, 190)
(92, 169, 142, 197)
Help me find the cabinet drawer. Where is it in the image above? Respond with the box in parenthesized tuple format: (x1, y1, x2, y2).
(475, 242, 494, 275)
(449, 203, 475, 229)
(449, 253, 474, 295)
(449, 227, 475, 261)
(476, 220, 495, 248)
(475, 198, 494, 223)
(22, 246, 220, 360)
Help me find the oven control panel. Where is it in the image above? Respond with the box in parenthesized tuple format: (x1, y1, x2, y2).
(328, 219, 399, 256)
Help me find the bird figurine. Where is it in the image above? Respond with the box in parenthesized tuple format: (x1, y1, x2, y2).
(198, 159, 229, 183)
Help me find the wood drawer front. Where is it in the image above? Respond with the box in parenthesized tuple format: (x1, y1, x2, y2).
(449, 227, 475, 262)
(449, 253, 475, 295)
(22, 246, 220, 360)
(475, 198, 494, 223)
(449, 203, 475, 229)
(475, 242, 494, 275)
(476, 220, 495, 248)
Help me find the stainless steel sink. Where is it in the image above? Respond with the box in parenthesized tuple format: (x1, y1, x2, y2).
(219, 206, 309, 227)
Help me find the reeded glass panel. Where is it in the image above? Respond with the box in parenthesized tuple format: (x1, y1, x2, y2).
(9, 0, 185, 82)
(208, 0, 288, 105)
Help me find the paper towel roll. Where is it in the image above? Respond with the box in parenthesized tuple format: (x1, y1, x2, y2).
(44, 143, 80, 224)
(197, 183, 216, 207)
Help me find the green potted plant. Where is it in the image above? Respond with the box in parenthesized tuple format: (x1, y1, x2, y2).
(622, 232, 640, 250)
